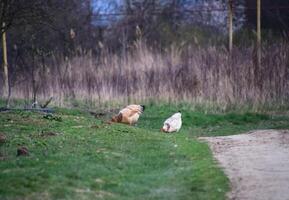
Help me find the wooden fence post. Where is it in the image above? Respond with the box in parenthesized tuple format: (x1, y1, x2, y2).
(2, 22, 10, 107)
(228, 0, 233, 53)
(257, 0, 261, 69)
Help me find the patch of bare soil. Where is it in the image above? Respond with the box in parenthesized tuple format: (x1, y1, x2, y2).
(0, 132, 7, 143)
(200, 130, 289, 200)
(40, 131, 61, 137)
(17, 146, 29, 156)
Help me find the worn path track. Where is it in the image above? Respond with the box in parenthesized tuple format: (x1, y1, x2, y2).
(201, 130, 289, 200)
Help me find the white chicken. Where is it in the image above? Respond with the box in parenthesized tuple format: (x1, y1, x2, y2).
(111, 104, 145, 125)
(161, 112, 182, 133)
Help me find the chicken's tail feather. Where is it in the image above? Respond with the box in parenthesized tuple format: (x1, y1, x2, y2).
(111, 113, 123, 123)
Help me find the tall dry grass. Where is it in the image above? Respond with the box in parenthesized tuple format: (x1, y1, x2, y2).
(2, 41, 289, 109)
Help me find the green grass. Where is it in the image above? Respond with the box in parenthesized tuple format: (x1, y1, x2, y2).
(1, 103, 289, 200)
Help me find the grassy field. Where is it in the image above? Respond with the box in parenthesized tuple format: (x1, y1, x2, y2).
(1, 103, 289, 200)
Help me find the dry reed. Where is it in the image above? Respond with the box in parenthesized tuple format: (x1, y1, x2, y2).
(1, 41, 289, 110)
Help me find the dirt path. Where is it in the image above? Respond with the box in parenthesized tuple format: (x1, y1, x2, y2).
(200, 130, 289, 200)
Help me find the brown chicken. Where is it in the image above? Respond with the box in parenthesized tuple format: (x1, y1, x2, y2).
(111, 105, 145, 125)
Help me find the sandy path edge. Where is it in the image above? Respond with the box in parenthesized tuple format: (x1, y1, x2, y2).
(200, 130, 289, 200)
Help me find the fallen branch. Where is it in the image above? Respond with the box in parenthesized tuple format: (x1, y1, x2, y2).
(0, 107, 54, 113)
(40, 97, 53, 108)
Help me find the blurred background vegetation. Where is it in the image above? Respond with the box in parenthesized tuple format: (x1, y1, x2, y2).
(1, 0, 289, 109)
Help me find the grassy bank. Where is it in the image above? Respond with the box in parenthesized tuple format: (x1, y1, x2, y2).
(1, 103, 289, 200)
